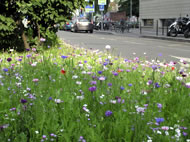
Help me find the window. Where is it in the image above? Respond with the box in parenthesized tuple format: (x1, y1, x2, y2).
(143, 19, 153, 26)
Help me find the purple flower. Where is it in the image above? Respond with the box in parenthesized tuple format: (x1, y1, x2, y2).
(32, 48, 36, 52)
(61, 55, 68, 59)
(89, 86, 96, 92)
(84, 60, 87, 63)
(26, 54, 31, 58)
(103, 62, 108, 66)
(49, 97, 53, 100)
(152, 65, 157, 70)
(112, 72, 118, 76)
(26, 48, 30, 51)
(90, 81, 97, 85)
(183, 132, 188, 136)
(42, 135, 46, 139)
(98, 71, 103, 74)
(126, 69, 131, 72)
(10, 108, 16, 111)
(157, 103, 162, 109)
(128, 83, 132, 87)
(120, 86, 125, 90)
(7, 58, 12, 62)
(3, 68, 8, 72)
(40, 38, 46, 42)
(105, 110, 113, 117)
(108, 83, 112, 87)
(155, 82, 160, 88)
(20, 99, 27, 104)
(155, 118, 164, 124)
(18, 58, 22, 62)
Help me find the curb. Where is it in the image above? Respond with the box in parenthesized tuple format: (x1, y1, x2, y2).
(140, 35, 190, 43)
(94, 30, 115, 35)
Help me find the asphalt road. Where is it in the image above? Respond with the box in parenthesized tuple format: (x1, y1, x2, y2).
(57, 30, 190, 63)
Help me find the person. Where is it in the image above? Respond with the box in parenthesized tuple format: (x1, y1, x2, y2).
(120, 18, 125, 33)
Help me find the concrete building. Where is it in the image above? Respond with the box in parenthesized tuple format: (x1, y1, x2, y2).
(139, 0, 190, 28)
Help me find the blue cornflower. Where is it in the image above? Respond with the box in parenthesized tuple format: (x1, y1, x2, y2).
(88, 86, 96, 92)
(3, 68, 8, 72)
(105, 110, 113, 117)
(103, 62, 108, 66)
(128, 83, 132, 87)
(98, 71, 103, 74)
(61, 55, 68, 59)
(120, 86, 125, 90)
(108, 83, 112, 87)
(152, 65, 157, 70)
(155, 117, 164, 124)
(20, 99, 27, 104)
(155, 82, 160, 88)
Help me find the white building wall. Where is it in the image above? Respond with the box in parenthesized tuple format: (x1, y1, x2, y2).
(140, 0, 190, 28)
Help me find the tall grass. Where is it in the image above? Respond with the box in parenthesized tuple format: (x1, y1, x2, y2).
(0, 41, 190, 142)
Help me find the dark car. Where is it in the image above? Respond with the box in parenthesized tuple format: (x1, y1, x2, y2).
(71, 17, 93, 33)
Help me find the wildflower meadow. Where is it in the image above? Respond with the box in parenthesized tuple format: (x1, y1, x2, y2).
(0, 40, 190, 142)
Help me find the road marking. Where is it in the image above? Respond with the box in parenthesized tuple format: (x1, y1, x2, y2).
(170, 55, 190, 62)
(123, 40, 144, 45)
(167, 44, 181, 47)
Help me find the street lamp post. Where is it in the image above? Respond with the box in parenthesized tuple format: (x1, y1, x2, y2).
(130, 0, 132, 19)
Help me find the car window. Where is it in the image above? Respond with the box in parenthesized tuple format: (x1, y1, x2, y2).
(78, 18, 90, 22)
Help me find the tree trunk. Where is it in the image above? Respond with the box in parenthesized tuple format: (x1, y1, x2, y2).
(36, 22, 41, 42)
(21, 30, 30, 49)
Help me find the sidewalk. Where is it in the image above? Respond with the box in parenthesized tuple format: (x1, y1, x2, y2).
(94, 28, 190, 43)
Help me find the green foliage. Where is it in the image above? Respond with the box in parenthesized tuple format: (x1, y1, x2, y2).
(0, 0, 86, 51)
(118, 0, 139, 17)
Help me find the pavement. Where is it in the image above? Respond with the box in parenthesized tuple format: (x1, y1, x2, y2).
(94, 28, 190, 43)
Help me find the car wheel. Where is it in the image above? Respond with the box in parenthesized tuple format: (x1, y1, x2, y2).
(170, 28, 177, 37)
(85, 31, 88, 33)
(74, 28, 77, 33)
(90, 30, 93, 33)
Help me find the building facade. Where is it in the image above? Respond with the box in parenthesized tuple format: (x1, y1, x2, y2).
(139, 0, 190, 28)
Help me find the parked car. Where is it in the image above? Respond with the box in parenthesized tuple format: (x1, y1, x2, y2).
(71, 17, 93, 33)
(63, 21, 72, 30)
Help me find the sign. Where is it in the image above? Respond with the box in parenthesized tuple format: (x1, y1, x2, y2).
(99, 5, 104, 11)
(98, 0, 106, 5)
(85, 4, 94, 13)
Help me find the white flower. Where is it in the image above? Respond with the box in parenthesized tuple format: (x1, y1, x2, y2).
(100, 94, 105, 99)
(0, 75, 3, 79)
(76, 96, 84, 100)
(165, 131, 169, 136)
(76, 81, 82, 85)
(10, 49, 14, 52)
(103, 66, 108, 70)
(187, 139, 190, 142)
(108, 56, 112, 59)
(35, 131, 39, 134)
(81, 71, 86, 74)
(99, 76, 106, 81)
(147, 140, 152, 142)
(105, 45, 111, 50)
(83, 104, 87, 107)
(31, 62, 37, 67)
(78, 64, 83, 67)
(72, 75, 78, 79)
(186, 82, 190, 87)
(54, 99, 62, 103)
(110, 100, 117, 104)
(157, 130, 162, 134)
(176, 76, 183, 81)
